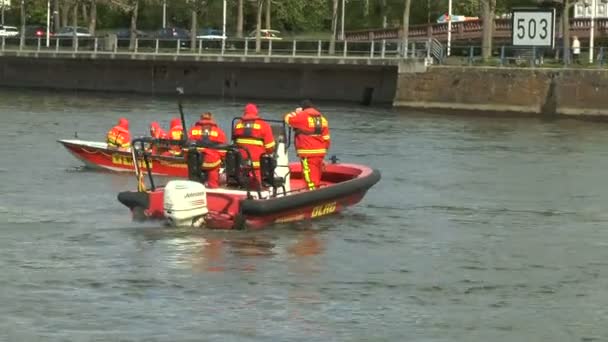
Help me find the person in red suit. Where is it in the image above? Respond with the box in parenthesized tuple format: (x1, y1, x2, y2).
(188, 112, 227, 188)
(106, 117, 131, 151)
(284, 100, 330, 190)
(148, 121, 168, 155)
(232, 103, 275, 186)
(149, 121, 167, 139)
(167, 117, 184, 156)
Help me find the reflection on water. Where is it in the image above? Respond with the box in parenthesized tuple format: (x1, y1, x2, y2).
(192, 238, 226, 273)
(128, 227, 326, 276)
(287, 230, 324, 257)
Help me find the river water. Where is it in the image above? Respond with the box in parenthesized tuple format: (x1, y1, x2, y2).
(1, 88, 607, 341)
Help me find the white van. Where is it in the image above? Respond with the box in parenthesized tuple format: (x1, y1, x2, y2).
(0, 25, 19, 37)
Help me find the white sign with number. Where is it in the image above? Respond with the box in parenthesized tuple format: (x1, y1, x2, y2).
(512, 9, 555, 48)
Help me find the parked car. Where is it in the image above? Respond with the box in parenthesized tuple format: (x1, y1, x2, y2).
(153, 27, 190, 40)
(25, 25, 53, 38)
(54, 26, 91, 38)
(113, 28, 147, 39)
(152, 27, 190, 48)
(196, 28, 226, 40)
(247, 29, 282, 40)
(0, 25, 19, 37)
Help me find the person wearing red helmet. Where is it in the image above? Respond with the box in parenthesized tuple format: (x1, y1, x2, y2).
(188, 112, 226, 142)
(148, 121, 168, 155)
(232, 103, 275, 186)
(187, 112, 227, 188)
(284, 100, 330, 190)
(106, 117, 131, 151)
(167, 117, 184, 156)
(149, 121, 168, 139)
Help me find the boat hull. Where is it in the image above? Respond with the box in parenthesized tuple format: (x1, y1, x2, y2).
(117, 163, 381, 229)
(58, 139, 188, 177)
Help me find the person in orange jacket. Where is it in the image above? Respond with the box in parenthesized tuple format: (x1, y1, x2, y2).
(148, 121, 169, 155)
(188, 112, 226, 142)
(106, 117, 131, 151)
(167, 117, 184, 156)
(187, 112, 227, 188)
(232, 103, 276, 186)
(284, 100, 330, 190)
(150, 121, 167, 139)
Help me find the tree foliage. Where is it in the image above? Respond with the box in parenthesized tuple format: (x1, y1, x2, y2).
(272, 0, 327, 33)
(4, 0, 543, 36)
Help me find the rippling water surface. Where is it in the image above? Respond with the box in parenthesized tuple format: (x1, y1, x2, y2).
(1, 89, 608, 341)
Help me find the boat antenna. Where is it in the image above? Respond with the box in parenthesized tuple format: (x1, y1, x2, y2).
(176, 86, 187, 143)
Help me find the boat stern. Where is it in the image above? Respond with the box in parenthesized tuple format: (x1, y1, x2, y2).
(117, 190, 165, 221)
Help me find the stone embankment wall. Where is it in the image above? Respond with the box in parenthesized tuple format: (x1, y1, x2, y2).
(394, 66, 608, 116)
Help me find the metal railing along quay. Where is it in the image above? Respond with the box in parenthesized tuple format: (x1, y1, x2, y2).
(443, 44, 608, 68)
(0, 36, 438, 64)
(345, 18, 608, 43)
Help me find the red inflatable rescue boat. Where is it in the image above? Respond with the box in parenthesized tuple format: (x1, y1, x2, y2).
(58, 139, 189, 177)
(117, 137, 381, 230)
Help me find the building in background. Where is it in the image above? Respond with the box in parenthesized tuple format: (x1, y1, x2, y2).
(574, 1, 608, 18)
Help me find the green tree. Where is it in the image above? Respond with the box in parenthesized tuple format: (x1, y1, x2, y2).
(562, 0, 574, 64)
(236, 0, 243, 37)
(187, 0, 207, 50)
(454, 0, 481, 16)
(71, 0, 79, 48)
(402, 0, 411, 56)
(53, 0, 60, 29)
(110, 0, 140, 49)
(24, 0, 49, 25)
(265, 0, 270, 29)
(254, 0, 261, 52)
(269, 0, 325, 33)
(20, 0, 25, 48)
(88, 0, 97, 35)
(481, 0, 496, 59)
(329, 0, 337, 54)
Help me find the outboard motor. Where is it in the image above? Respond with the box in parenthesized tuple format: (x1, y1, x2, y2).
(186, 146, 206, 184)
(163, 180, 208, 227)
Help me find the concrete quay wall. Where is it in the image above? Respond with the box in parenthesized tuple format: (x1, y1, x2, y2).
(394, 66, 608, 116)
(0, 55, 401, 105)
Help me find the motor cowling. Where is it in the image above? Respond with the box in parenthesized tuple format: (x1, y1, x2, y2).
(163, 180, 208, 227)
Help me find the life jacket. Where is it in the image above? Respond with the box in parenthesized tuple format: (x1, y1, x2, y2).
(150, 122, 168, 139)
(167, 119, 184, 156)
(106, 125, 131, 149)
(188, 119, 227, 169)
(169, 125, 184, 141)
(295, 113, 323, 137)
(234, 119, 263, 146)
(189, 120, 223, 143)
(287, 108, 330, 157)
(148, 122, 169, 154)
(233, 117, 275, 168)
